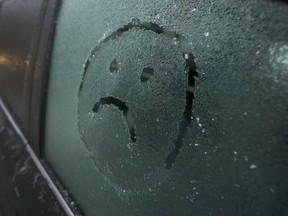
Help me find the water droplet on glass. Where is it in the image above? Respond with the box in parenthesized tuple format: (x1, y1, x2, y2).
(173, 38, 179, 45)
(127, 142, 135, 150)
(88, 111, 95, 117)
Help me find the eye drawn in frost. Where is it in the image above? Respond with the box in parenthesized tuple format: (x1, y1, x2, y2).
(140, 67, 154, 82)
(109, 58, 118, 73)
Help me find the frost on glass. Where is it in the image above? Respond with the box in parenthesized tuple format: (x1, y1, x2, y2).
(45, 0, 288, 215)
(78, 20, 198, 192)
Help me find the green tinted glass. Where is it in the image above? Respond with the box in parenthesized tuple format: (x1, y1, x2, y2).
(45, 1, 288, 215)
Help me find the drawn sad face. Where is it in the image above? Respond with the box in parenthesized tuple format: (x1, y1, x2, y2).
(78, 21, 197, 192)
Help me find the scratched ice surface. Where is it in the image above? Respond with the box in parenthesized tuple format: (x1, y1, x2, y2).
(44, 0, 288, 216)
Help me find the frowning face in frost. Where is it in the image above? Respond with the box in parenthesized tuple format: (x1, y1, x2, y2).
(78, 20, 197, 192)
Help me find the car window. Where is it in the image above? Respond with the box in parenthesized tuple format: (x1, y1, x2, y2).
(44, 1, 288, 216)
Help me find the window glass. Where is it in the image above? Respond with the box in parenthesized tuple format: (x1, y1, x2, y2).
(45, 1, 288, 215)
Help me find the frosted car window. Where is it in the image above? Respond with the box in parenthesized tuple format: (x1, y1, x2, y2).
(78, 22, 198, 177)
(44, 1, 288, 216)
